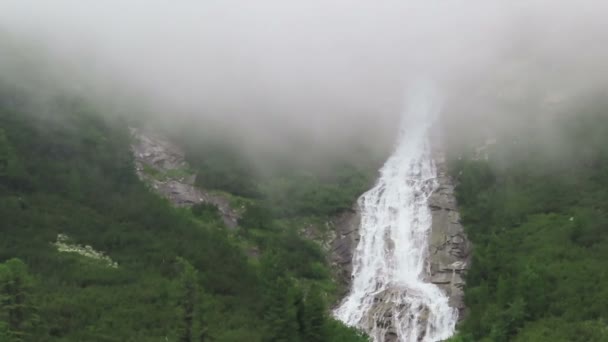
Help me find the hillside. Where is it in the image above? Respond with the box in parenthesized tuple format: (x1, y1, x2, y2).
(448, 105, 608, 341)
(0, 85, 370, 341)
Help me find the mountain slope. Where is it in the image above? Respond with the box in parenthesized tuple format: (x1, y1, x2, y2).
(0, 87, 367, 341)
(449, 106, 608, 341)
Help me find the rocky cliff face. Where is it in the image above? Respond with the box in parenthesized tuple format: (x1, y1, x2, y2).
(130, 128, 239, 229)
(328, 206, 361, 293)
(427, 151, 471, 319)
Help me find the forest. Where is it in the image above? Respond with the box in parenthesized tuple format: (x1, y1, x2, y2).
(448, 103, 608, 341)
(0, 83, 371, 342)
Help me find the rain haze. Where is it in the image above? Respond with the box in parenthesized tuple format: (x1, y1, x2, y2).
(1, 0, 607, 159)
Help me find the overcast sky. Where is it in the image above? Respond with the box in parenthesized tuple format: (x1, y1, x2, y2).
(1, 0, 607, 157)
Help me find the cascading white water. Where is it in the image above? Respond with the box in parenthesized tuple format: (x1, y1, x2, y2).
(334, 84, 457, 342)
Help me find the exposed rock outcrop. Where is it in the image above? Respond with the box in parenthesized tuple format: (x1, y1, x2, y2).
(130, 128, 239, 229)
(427, 151, 472, 319)
(328, 206, 361, 292)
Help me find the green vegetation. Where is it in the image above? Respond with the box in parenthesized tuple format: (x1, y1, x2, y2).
(177, 130, 377, 219)
(182, 141, 262, 198)
(142, 163, 195, 183)
(450, 108, 608, 341)
(190, 203, 222, 223)
(0, 259, 39, 341)
(258, 165, 373, 218)
(0, 86, 369, 341)
(175, 120, 379, 301)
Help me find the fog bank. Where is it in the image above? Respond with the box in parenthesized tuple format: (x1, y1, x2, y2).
(1, 0, 607, 157)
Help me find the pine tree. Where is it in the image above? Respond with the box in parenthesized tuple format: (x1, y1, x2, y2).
(0, 258, 36, 342)
(175, 257, 198, 342)
(0, 129, 12, 177)
(0, 129, 24, 185)
(197, 292, 209, 342)
(262, 277, 299, 342)
(0, 321, 10, 341)
(300, 285, 327, 342)
(260, 253, 299, 342)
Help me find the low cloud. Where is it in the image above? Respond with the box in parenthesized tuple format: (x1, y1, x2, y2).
(1, 0, 607, 159)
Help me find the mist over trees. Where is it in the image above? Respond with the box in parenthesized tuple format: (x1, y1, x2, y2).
(0, 89, 371, 341)
(447, 104, 608, 341)
(1, 0, 607, 162)
(1, 1, 608, 341)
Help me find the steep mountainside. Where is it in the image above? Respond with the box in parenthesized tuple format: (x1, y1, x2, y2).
(428, 151, 471, 319)
(448, 107, 608, 341)
(0, 87, 369, 341)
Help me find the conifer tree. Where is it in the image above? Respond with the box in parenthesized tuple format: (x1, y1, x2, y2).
(259, 252, 300, 342)
(301, 285, 327, 342)
(176, 257, 198, 342)
(0, 258, 36, 342)
(197, 292, 209, 342)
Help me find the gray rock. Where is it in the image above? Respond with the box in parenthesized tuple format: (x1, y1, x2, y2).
(130, 128, 187, 171)
(427, 149, 471, 318)
(130, 127, 239, 229)
(430, 272, 454, 284)
(328, 205, 361, 294)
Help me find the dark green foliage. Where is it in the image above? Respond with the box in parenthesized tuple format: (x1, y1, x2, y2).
(263, 276, 299, 342)
(0, 259, 37, 342)
(452, 109, 608, 341)
(0, 128, 28, 191)
(513, 318, 608, 342)
(259, 253, 298, 342)
(175, 258, 198, 342)
(0, 87, 368, 341)
(0, 96, 259, 340)
(260, 166, 373, 218)
(326, 320, 369, 342)
(182, 141, 261, 198)
(191, 203, 222, 222)
(239, 203, 275, 231)
(299, 285, 328, 342)
(278, 231, 328, 280)
(259, 254, 356, 342)
(178, 128, 375, 219)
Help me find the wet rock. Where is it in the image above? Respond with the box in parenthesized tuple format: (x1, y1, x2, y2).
(328, 206, 361, 293)
(430, 272, 453, 284)
(428, 150, 472, 319)
(363, 288, 434, 342)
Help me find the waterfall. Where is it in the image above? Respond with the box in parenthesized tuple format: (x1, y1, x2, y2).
(334, 85, 457, 342)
